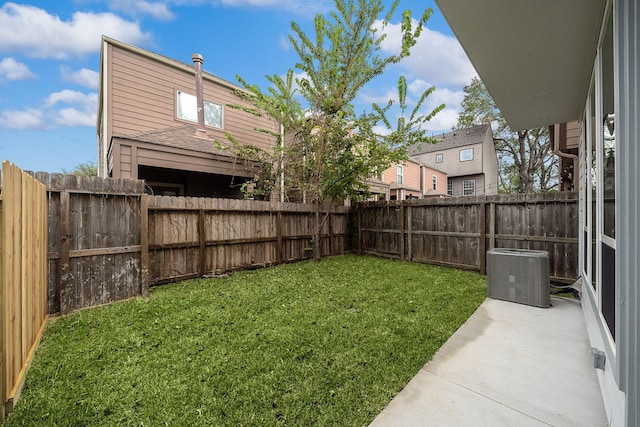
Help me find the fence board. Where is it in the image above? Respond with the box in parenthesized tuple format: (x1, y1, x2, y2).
(354, 193, 579, 283)
(36, 174, 146, 314)
(0, 161, 48, 418)
(147, 196, 350, 284)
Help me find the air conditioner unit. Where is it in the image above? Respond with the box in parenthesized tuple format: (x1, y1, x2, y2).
(487, 248, 550, 308)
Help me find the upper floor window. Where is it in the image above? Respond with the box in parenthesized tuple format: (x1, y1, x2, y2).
(463, 179, 476, 196)
(459, 148, 473, 162)
(176, 91, 223, 129)
(396, 165, 404, 184)
(432, 175, 437, 190)
(436, 153, 443, 163)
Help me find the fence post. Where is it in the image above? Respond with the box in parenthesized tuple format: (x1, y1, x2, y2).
(489, 202, 496, 250)
(276, 211, 283, 263)
(407, 205, 413, 261)
(479, 199, 486, 275)
(328, 212, 334, 256)
(140, 195, 149, 297)
(59, 190, 70, 314)
(357, 210, 362, 255)
(399, 203, 405, 261)
(198, 209, 206, 277)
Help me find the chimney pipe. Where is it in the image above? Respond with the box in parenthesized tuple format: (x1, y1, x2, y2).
(192, 53, 206, 137)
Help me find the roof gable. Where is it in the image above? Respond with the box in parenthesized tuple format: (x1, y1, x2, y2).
(409, 124, 490, 155)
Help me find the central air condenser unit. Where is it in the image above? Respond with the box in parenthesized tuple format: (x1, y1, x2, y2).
(486, 248, 550, 308)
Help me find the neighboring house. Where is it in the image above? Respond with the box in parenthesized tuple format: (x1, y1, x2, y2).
(434, 0, 637, 425)
(408, 124, 498, 196)
(97, 36, 280, 197)
(379, 158, 447, 200)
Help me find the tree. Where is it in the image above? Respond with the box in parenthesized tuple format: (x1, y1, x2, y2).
(455, 77, 557, 193)
(219, 0, 444, 261)
(62, 161, 98, 176)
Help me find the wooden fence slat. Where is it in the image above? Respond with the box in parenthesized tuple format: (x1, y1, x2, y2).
(0, 161, 48, 419)
(354, 193, 578, 283)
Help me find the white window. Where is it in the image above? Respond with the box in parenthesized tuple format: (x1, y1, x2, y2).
(396, 165, 403, 184)
(176, 91, 223, 128)
(459, 148, 473, 161)
(436, 153, 443, 163)
(463, 179, 475, 196)
(447, 180, 453, 196)
(432, 175, 437, 190)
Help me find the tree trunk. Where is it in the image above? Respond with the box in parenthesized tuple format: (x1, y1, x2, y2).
(313, 204, 321, 262)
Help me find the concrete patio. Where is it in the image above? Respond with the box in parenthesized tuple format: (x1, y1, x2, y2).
(370, 297, 608, 426)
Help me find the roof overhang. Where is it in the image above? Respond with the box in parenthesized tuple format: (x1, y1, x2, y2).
(435, 0, 607, 130)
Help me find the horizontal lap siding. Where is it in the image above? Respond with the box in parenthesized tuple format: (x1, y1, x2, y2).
(109, 45, 278, 150)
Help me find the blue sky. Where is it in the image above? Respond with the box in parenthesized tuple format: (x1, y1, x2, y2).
(0, 0, 476, 173)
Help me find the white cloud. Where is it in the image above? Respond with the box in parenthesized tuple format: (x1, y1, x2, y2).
(375, 19, 477, 88)
(0, 90, 97, 130)
(55, 107, 97, 127)
(0, 3, 152, 59)
(107, 0, 175, 21)
(278, 35, 290, 51)
(0, 108, 45, 130)
(61, 67, 100, 90)
(0, 57, 36, 81)
(214, 0, 331, 15)
(46, 90, 98, 126)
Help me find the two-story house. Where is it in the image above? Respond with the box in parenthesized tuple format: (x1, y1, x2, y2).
(97, 36, 280, 197)
(408, 124, 498, 196)
(379, 158, 448, 200)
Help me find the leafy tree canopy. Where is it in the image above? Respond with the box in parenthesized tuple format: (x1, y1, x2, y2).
(62, 161, 98, 176)
(219, 0, 445, 260)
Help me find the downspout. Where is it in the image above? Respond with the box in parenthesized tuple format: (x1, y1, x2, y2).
(551, 124, 579, 190)
(192, 53, 207, 138)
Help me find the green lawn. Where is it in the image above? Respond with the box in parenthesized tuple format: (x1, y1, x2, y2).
(5, 255, 486, 426)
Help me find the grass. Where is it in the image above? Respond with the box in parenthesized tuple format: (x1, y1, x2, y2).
(5, 255, 486, 426)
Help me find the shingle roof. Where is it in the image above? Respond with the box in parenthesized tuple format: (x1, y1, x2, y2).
(115, 125, 232, 157)
(408, 124, 491, 155)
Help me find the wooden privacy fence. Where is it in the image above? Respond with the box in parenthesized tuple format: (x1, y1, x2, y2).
(0, 161, 48, 417)
(38, 173, 146, 314)
(147, 196, 350, 285)
(353, 192, 578, 283)
(28, 171, 350, 314)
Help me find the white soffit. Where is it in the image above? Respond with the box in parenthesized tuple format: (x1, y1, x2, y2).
(435, 0, 606, 130)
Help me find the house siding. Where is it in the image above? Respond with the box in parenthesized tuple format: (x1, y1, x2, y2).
(100, 37, 279, 179)
(108, 44, 277, 149)
(409, 125, 497, 195)
(616, 1, 640, 424)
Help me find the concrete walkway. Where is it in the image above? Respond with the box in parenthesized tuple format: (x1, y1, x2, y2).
(370, 297, 608, 427)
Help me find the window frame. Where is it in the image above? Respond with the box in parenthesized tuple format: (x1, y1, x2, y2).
(459, 148, 473, 162)
(176, 90, 224, 129)
(463, 179, 476, 196)
(435, 153, 443, 163)
(396, 165, 404, 184)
